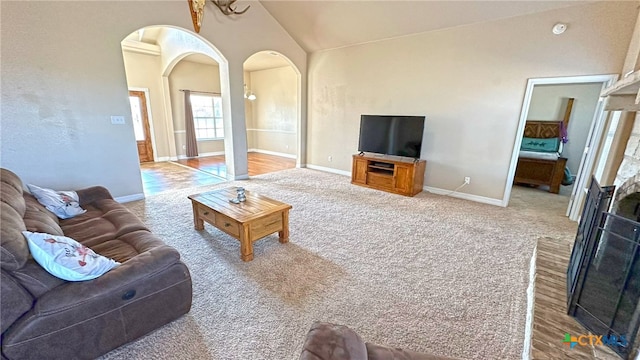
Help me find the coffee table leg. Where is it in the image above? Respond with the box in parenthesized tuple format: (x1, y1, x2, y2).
(240, 225, 253, 261)
(279, 209, 289, 244)
(192, 202, 204, 230)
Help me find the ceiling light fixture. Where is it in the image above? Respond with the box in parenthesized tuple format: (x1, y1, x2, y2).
(244, 84, 256, 101)
(552, 23, 567, 35)
(210, 0, 250, 16)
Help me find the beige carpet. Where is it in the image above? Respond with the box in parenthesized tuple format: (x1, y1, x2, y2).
(100, 168, 577, 360)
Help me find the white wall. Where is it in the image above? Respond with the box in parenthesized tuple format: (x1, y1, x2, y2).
(248, 66, 297, 156)
(527, 83, 603, 176)
(0, 1, 306, 198)
(307, 1, 636, 201)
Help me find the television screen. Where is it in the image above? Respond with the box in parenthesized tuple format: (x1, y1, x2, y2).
(358, 115, 425, 158)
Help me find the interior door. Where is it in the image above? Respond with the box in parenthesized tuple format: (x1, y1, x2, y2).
(129, 90, 154, 163)
(566, 91, 610, 221)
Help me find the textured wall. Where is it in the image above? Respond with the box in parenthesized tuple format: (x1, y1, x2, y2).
(307, 1, 637, 201)
(0, 1, 306, 197)
(248, 66, 297, 156)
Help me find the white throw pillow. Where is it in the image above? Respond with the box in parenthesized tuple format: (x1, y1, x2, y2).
(27, 184, 87, 219)
(23, 231, 120, 282)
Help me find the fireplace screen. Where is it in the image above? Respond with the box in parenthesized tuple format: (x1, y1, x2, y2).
(568, 177, 640, 358)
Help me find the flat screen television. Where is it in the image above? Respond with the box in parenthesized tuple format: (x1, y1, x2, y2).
(358, 115, 425, 158)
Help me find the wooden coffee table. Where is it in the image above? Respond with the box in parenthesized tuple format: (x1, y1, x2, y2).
(188, 187, 292, 261)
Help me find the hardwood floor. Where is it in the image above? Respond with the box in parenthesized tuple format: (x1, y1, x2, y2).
(177, 152, 296, 177)
(140, 153, 295, 195)
(531, 238, 618, 360)
(140, 161, 225, 196)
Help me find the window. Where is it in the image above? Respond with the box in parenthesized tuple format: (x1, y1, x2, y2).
(190, 94, 223, 140)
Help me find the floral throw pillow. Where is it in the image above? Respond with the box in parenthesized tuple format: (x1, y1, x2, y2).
(23, 231, 120, 281)
(27, 184, 87, 219)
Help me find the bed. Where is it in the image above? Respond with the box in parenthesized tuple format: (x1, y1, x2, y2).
(514, 120, 568, 194)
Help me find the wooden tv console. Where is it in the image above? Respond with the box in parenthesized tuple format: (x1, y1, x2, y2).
(351, 154, 426, 196)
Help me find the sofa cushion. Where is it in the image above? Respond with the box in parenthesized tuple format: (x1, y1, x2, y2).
(1, 169, 30, 271)
(1, 168, 26, 217)
(24, 195, 64, 236)
(299, 322, 368, 360)
(10, 260, 65, 297)
(92, 230, 168, 263)
(1, 271, 34, 334)
(1, 202, 29, 271)
(26, 184, 86, 219)
(60, 199, 149, 247)
(23, 231, 120, 282)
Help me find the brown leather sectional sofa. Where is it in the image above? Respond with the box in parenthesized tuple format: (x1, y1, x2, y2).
(0, 168, 192, 359)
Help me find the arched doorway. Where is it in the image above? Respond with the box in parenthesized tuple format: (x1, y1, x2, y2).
(120, 25, 253, 178)
(241, 50, 303, 174)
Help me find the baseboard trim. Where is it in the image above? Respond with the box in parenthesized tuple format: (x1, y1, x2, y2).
(177, 151, 225, 160)
(168, 150, 296, 161)
(423, 186, 504, 207)
(522, 245, 537, 360)
(306, 164, 351, 177)
(248, 149, 296, 159)
(114, 193, 145, 203)
(155, 156, 179, 162)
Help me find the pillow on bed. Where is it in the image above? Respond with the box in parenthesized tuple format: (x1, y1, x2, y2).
(520, 137, 560, 153)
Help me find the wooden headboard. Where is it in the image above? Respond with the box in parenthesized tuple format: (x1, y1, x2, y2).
(523, 97, 574, 139)
(523, 121, 562, 139)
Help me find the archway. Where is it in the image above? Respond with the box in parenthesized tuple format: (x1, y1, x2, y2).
(121, 25, 247, 181)
(242, 50, 303, 173)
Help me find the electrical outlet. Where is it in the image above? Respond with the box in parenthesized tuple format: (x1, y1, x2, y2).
(110, 116, 125, 125)
(328, 156, 332, 162)
(464, 176, 471, 185)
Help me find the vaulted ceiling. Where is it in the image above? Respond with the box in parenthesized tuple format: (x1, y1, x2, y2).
(259, 0, 590, 52)
(123, 1, 594, 71)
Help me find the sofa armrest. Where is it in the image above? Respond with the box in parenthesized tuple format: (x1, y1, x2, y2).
(365, 343, 455, 360)
(75, 186, 113, 206)
(299, 322, 369, 360)
(34, 244, 184, 315)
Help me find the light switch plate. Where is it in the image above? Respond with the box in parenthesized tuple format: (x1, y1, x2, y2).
(111, 116, 125, 125)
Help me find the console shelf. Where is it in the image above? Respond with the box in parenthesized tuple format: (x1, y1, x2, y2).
(351, 154, 426, 196)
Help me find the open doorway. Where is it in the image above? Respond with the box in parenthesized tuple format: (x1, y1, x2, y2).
(120, 26, 231, 194)
(504, 75, 617, 220)
(169, 53, 228, 177)
(129, 89, 154, 163)
(240, 50, 302, 175)
(120, 27, 305, 192)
